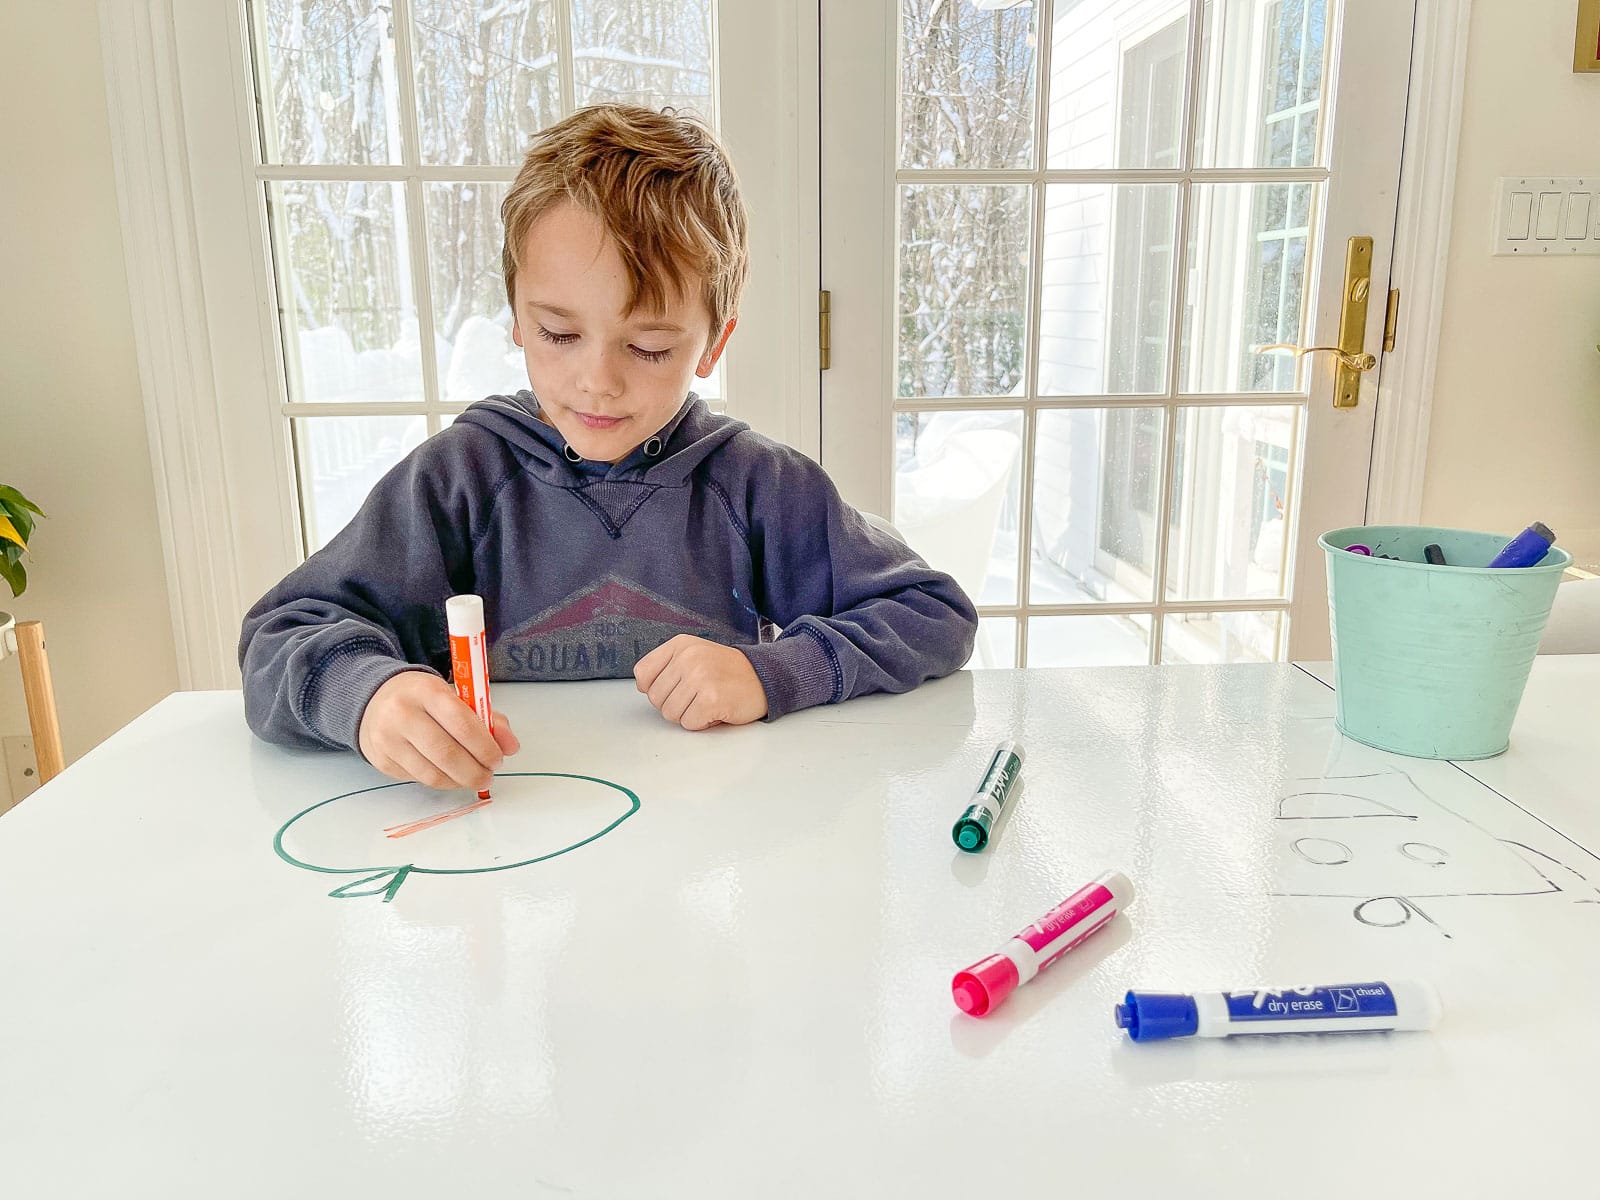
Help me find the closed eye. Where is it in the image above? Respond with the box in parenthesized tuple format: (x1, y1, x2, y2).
(537, 326, 671, 363)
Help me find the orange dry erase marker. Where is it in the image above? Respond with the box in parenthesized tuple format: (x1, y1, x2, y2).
(446, 594, 494, 800)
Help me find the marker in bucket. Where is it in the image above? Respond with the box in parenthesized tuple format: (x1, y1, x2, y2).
(1423, 543, 1447, 566)
(952, 871, 1134, 1017)
(1114, 980, 1441, 1042)
(446, 594, 495, 800)
(1487, 521, 1556, 569)
(952, 740, 1024, 853)
(1345, 543, 1397, 560)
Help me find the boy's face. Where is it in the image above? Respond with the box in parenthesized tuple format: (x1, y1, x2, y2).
(511, 200, 735, 464)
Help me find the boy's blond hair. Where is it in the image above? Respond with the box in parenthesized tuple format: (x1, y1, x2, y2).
(501, 105, 749, 343)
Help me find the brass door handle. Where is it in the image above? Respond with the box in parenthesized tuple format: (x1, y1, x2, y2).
(1253, 343, 1377, 372)
(1252, 236, 1376, 408)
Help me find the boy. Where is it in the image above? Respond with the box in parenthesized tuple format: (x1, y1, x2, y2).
(240, 105, 977, 791)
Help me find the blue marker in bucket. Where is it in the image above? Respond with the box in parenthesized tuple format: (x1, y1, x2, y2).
(1487, 521, 1556, 569)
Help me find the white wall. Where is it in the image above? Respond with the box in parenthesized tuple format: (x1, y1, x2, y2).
(0, 2, 179, 773)
(1421, 0, 1600, 566)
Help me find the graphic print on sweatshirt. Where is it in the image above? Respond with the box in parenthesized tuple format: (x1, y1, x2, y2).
(491, 575, 747, 680)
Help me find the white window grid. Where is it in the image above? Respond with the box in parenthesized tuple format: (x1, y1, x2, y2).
(890, 0, 1335, 667)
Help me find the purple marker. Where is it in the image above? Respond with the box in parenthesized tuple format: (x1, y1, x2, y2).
(1346, 544, 1373, 556)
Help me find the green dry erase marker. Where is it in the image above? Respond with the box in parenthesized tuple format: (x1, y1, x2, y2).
(952, 740, 1025, 853)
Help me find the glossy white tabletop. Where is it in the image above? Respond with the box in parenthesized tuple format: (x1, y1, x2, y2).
(2, 662, 1597, 1197)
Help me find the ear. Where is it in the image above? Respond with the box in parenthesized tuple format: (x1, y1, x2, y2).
(512, 320, 524, 349)
(696, 317, 737, 379)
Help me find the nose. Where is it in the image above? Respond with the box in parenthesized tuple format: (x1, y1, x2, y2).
(575, 343, 624, 401)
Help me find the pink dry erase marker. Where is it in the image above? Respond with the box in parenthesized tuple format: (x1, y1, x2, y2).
(446, 594, 494, 801)
(953, 870, 1135, 1017)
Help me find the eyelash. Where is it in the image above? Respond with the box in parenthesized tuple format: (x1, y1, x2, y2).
(535, 325, 673, 364)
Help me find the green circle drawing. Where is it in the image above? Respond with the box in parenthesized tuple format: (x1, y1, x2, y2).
(273, 771, 641, 902)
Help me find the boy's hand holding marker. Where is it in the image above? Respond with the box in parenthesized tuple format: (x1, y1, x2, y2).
(358, 672, 520, 792)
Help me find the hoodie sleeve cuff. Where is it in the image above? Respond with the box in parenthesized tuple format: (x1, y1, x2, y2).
(300, 639, 439, 753)
(737, 625, 843, 720)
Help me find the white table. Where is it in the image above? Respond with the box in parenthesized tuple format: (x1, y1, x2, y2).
(3, 660, 1597, 1198)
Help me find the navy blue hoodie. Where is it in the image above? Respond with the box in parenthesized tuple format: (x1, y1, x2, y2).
(239, 393, 978, 750)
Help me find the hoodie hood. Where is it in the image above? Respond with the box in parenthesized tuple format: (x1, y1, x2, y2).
(455, 391, 748, 487)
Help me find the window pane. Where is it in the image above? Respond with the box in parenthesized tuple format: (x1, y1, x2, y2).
(1181, 182, 1321, 394)
(1161, 610, 1284, 663)
(895, 410, 1024, 607)
(411, 0, 561, 166)
(1194, 0, 1330, 168)
(571, 0, 713, 118)
(269, 181, 425, 404)
(253, 0, 401, 165)
(294, 416, 428, 552)
(968, 617, 1018, 670)
(1039, 184, 1177, 396)
(1048, 4, 1187, 170)
(899, 0, 1037, 170)
(1031, 408, 1163, 604)
(1027, 614, 1152, 667)
(426, 182, 526, 403)
(898, 184, 1031, 399)
(1164, 405, 1296, 601)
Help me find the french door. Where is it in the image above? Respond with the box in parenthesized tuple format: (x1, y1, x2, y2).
(821, 0, 1415, 665)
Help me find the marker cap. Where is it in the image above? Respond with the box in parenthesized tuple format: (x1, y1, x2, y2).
(952, 816, 988, 852)
(446, 594, 485, 636)
(1114, 991, 1199, 1042)
(951, 953, 1021, 1017)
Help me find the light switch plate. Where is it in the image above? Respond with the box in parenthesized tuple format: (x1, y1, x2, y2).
(1494, 177, 1600, 255)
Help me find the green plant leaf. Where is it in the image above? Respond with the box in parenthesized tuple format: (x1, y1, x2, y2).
(0, 497, 33, 545)
(0, 486, 43, 517)
(0, 512, 23, 549)
(0, 551, 24, 598)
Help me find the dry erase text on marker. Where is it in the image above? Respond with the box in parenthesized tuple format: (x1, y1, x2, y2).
(1233, 984, 1391, 1015)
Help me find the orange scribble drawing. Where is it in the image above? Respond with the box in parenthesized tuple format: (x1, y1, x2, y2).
(384, 797, 493, 839)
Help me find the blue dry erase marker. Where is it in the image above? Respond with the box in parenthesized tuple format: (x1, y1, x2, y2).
(1487, 522, 1555, 569)
(952, 740, 1024, 853)
(1114, 981, 1441, 1042)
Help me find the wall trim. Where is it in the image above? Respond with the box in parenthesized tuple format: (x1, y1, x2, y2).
(1367, 0, 1474, 525)
(99, 0, 243, 689)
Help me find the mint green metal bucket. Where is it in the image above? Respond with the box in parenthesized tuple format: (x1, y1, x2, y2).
(1320, 526, 1570, 760)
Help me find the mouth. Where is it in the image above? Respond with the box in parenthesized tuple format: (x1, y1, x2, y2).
(575, 412, 625, 430)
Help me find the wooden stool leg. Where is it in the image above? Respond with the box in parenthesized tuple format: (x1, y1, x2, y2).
(14, 621, 65, 784)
